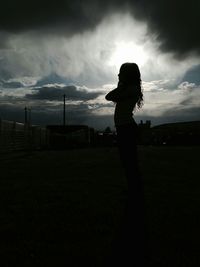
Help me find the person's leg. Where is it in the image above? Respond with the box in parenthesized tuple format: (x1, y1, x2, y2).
(116, 124, 140, 188)
(116, 124, 145, 266)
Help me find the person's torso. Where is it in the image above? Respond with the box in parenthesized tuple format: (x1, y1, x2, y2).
(114, 98, 137, 126)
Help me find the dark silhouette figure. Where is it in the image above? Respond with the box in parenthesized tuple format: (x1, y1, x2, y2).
(105, 63, 145, 266)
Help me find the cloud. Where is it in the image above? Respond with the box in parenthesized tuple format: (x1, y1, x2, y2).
(0, 97, 109, 127)
(0, 80, 24, 88)
(0, 1, 200, 130)
(181, 64, 200, 85)
(129, 0, 200, 58)
(1, 79, 199, 129)
(25, 85, 102, 101)
(0, 1, 120, 34)
(0, 0, 199, 57)
(138, 80, 200, 121)
(1, 12, 199, 90)
(35, 73, 74, 87)
(161, 106, 200, 124)
(0, 23, 117, 85)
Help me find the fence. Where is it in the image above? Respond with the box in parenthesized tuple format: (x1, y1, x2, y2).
(0, 119, 49, 153)
(0, 119, 94, 152)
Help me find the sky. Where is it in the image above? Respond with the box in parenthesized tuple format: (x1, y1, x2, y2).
(0, 0, 199, 130)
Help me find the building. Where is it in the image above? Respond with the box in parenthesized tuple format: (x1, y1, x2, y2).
(151, 121, 200, 145)
(46, 125, 94, 149)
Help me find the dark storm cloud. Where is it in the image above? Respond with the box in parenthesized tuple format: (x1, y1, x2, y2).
(0, 100, 101, 126)
(161, 106, 200, 123)
(130, 0, 200, 57)
(0, 0, 109, 33)
(35, 73, 74, 87)
(0, 0, 199, 57)
(0, 80, 24, 88)
(25, 85, 102, 101)
(136, 111, 200, 126)
(0, 104, 23, 122)
(29, 102, 94, 125)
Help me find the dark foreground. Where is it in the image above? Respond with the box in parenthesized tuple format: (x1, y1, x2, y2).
(0, 146, 200, 266)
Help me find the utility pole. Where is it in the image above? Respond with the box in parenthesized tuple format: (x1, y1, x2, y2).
(63, 94, 66, 127)
(24, 106, 28, 125)
(28, 107, 31, 126)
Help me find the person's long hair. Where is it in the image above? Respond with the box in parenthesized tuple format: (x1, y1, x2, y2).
(119, 62, 144, 109)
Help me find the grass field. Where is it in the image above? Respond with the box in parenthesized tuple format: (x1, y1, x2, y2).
(0, 146, 200, 266)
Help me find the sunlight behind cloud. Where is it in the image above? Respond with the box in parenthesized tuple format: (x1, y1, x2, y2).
(108, 41, 148, 69)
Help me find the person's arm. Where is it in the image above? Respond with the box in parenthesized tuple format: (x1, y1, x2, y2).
(105, 86, 137, 102)
(105, 89, 120, 102)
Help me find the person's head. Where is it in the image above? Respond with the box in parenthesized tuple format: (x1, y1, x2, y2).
(118, 62, 143, 109)
(118, 62, 141, 86)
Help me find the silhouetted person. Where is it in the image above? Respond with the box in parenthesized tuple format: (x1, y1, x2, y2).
(105, 63, 145, 266)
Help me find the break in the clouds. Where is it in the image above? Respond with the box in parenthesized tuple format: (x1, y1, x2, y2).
(0, 0, 200, 129)
(181, 65, 200, 85)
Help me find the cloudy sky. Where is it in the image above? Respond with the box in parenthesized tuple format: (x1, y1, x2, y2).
(0, 0, 199, 129)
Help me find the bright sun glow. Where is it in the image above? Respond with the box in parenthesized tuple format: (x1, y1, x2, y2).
(108, 41, 148, 69)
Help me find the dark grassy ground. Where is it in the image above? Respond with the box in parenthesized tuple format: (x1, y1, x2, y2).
(0, 146, 200, 266)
